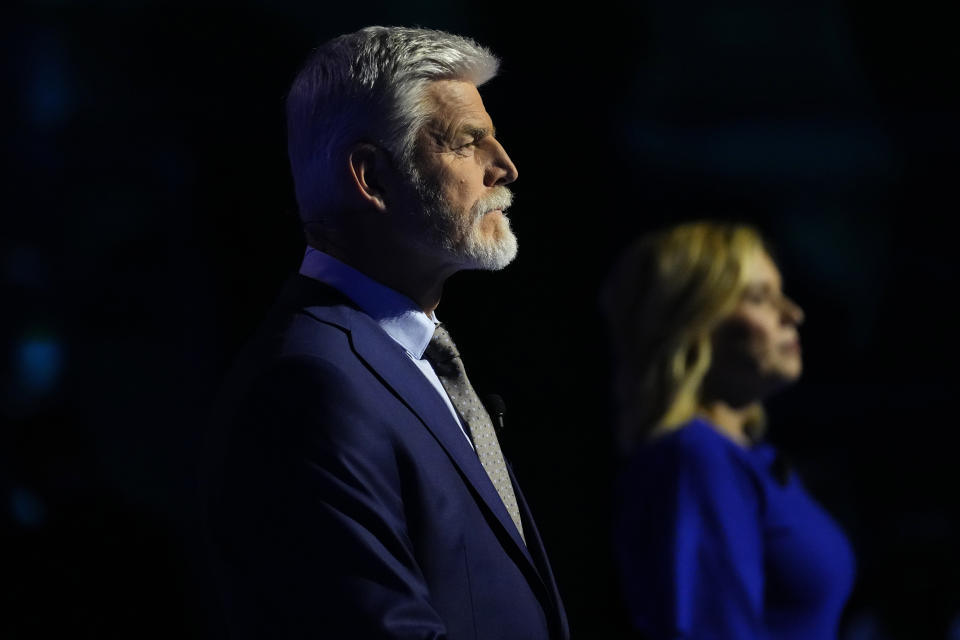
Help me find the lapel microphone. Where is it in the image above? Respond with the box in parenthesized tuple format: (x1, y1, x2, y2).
(483, 394, 507, 434)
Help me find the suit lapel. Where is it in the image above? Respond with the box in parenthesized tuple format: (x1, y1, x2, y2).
(348, 315, 537, 565)
(288, 276, 539, 576)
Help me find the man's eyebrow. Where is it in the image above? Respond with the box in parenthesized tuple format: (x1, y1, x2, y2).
(458, 124, 496, 140)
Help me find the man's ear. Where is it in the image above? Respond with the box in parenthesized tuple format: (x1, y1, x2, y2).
(347, 143, 393, 212)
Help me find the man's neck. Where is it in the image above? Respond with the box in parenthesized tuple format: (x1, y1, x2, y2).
(309, 238, 457, 315)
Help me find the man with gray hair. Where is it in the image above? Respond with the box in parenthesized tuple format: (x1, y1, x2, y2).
(208, 26, 569, 639)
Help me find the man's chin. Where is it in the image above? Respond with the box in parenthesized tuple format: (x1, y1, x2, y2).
(457, 235, 518, 271)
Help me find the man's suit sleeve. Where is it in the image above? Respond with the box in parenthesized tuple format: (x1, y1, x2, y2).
(213, 354, 449, 639)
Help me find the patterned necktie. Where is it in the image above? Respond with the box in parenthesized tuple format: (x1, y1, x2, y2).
(424, 324, 525, 543)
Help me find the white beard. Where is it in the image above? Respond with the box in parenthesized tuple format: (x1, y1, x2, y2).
(411, 176, 518, 271)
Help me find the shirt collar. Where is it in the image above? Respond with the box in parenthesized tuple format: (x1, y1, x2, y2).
(299, 247, 437, 359)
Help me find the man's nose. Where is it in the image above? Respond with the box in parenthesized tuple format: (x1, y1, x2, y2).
(485, 138, 518, 187)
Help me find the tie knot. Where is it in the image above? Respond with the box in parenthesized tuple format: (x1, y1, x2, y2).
(424, 323, 460, 367)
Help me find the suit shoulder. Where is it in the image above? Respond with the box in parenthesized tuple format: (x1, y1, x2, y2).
(218, 336, 397, 464)
(276, 310, 352, 360)
(216, 302, 379, 429)
(239, 293, 371, 373)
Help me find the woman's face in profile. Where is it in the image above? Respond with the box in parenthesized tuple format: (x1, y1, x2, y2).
(709, 249, 805, 401)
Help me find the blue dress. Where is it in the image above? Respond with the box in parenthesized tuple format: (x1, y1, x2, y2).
(614, 417, 855, 640)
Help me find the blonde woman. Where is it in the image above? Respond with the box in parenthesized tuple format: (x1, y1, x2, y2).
(602, 222, 855, 640)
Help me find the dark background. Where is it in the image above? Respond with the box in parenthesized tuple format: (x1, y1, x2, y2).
(2, 1, 957, 638)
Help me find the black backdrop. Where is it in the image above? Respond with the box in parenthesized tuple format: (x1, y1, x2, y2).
(3, 1, 958, 638)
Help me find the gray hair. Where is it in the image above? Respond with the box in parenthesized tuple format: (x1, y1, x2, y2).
(286, 26, 500, 225)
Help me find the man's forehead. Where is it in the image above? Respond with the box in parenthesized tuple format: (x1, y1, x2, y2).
(423, 79, 494, 130)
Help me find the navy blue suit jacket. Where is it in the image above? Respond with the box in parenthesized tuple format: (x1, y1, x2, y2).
(207, 274, 569, 639)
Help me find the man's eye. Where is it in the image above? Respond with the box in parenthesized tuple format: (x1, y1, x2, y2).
(451, 141, 477, 156)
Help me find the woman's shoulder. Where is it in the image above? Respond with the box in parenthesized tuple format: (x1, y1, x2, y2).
(619, 417, 769, 518)
(629, 418, 766, 489)
(653, 417, 751, 460)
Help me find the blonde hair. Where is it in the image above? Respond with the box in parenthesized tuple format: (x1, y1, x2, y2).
(601, 221, 767, 453)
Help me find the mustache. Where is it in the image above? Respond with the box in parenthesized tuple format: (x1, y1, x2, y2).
(472, 187, 514, 219)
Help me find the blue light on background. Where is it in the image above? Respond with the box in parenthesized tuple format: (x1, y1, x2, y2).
(9, 487, 47, 529)
(16, 334, 64, 397)
(23, 30, 74, 130)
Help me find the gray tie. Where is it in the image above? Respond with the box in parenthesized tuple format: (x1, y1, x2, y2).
(424, 324, 525, 543)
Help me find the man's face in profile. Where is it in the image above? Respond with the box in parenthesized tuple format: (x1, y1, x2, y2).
(406, 79, 520, 271)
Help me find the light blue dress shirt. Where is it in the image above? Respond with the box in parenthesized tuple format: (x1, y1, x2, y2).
(299, 247, 473, 448)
